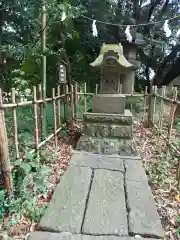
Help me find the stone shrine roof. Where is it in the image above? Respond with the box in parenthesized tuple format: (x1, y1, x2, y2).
(90, 43, 135, 70)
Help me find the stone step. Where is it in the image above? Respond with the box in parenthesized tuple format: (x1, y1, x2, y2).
(125, 160, 148, 182)
(28, 232, 160, 240)
(84, 111, 133, 125)
(36, 155, 164, 239)
(70, 151, 125, 172)
(126, 180, 164, 238)
(39, 166, 92, 233)
(84, 123, 132, 138)
(124, 160, 164, 238)
(82, 169, 128, 236)
(76, 135, 138, 156)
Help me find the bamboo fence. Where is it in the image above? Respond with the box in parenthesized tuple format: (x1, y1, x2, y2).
(0, 82, 180, 192)
(0, 83, 82, 193)
(146, 85, 180, 187)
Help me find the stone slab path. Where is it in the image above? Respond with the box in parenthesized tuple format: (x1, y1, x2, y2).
(28, 151, 164, 240)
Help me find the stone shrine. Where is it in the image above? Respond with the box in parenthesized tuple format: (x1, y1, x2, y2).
(91, 43, 136, 114)
(76, 43, 138, 156)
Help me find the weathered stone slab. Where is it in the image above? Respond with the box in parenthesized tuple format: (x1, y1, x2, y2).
(84, 111, 133, 125)
(76, 136, 138, 157)
(125, 160, 148, 182)
(101, 139, 137, 156)
(82, 169, 128, 235)
(76, 135, 101, 154)
(84, 123, 132, 138)
(39, 166, 92, 233)
(101, 138, 120, 155)
(126, 180, 164, 238)
(70, 152, 124, 172)
(28, 232, 159, 240)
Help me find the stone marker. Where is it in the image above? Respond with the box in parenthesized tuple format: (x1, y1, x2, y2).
(28, 232, 159, 240)
(126, 180, 164, 238)
(124, 160, 148, 182)
(82, 169, 128, 236)
(70, 152, 124, 172)
(40, 166, 92, 233)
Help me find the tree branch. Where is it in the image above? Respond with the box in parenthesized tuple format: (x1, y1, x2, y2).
(152, 44, 180, 85)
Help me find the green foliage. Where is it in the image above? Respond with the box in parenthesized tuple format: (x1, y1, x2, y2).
(176, 216, 180, 237)
(148, 152, 178, 184)
(76, 95, 92, 118)
(0, 151, 50, 229)
(125, 96, 144, 114)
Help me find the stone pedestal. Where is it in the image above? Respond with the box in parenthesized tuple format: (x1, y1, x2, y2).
(76, 110, 137, 156)
(92, 94, 125, 114)
(84, 110, 132, 138)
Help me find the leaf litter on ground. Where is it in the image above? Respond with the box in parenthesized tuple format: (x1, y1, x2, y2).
(134, 120, 180, 240)
(4, 124, 81, 240)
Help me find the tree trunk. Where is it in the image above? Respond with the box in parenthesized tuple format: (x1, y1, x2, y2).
(0, 105, 13, 194)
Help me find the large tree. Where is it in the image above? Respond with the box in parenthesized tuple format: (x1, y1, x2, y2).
(1, 0, 180, 93)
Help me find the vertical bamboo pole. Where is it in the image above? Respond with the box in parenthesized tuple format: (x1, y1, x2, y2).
(74, 83, 78, 121)
(158, 86, 166, 134)
(148, 85, 153, 123)
(33, 86, 39, 152)
(95, 84, 98, 95)
(70, 84, 74, 121)
(57, 85, 61, 127)
(177, 162, 180, 188)
(152, 85, 157, 124)
(41, 0, 47, 138)
(52, 88, 57, 148)
(166, 87, 177, 160)
(84, 82, 87, 113)
(11, 88, 19, 159)
(38, 84, 44, 140)
(65, 84, 69, 122)
(143, 86, 148, 121)
(0, 89, 13, 193)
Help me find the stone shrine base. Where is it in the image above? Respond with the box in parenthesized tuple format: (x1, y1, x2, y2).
(76, 135, 137, 156)
(83, 110, 133, 138)
(76, 110, 135, 156)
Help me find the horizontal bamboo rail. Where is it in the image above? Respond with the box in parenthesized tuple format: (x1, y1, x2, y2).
(29, 126, 62, 154)
(0, 94, 69, 108)
(155, 94, 180, 106)
(77, 92, 150, 97)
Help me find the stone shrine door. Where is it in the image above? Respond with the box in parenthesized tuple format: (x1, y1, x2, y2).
(100, 72, 120, 94)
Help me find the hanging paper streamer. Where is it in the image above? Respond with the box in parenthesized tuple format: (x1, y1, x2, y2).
(163, 20, 171, 37)
(92, 20, 98, 37)
(61, 11, 66, 21)
(125, 25, 132, 43)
